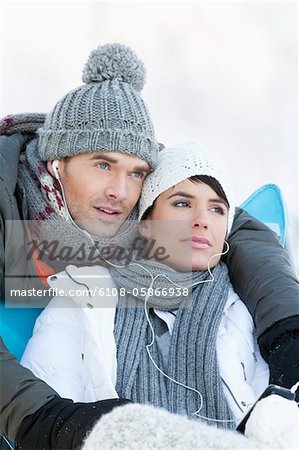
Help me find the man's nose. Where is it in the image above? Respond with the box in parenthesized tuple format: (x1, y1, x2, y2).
(191, 209, 208, 229)
(105, 174, 127, 201)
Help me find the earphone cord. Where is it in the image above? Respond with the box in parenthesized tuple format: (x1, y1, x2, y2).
(57, 170, 231, 289)
(142, 247, 238, 425)
(0, 434, 14, 450)
(87, 229, 236, 424)
(57, 176, 237, 423)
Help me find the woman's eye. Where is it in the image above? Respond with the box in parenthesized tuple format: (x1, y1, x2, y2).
(173, 201, 190, 208)
(97, 162, 109, 170)
(210, 206, 226, 215)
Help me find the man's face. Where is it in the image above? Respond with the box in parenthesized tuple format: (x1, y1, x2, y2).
(47, 152, 150, 237)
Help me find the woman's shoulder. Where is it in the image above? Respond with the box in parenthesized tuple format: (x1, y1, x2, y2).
(222, 286, 254, 336)
(33, 296, 85, 336)
(47, 265, 117, 308)
(226, 286, 252, 315)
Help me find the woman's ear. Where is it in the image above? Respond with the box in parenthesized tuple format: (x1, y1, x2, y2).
(139, 220, 152, 238)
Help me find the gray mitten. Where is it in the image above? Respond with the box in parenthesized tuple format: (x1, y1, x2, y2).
(83, 403, 265, 450)
(245, 394, 298, 450)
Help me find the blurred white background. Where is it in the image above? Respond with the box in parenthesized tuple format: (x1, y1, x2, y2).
(1, 1, 298, 270)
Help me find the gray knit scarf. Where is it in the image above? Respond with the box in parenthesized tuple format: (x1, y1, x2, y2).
(17, 139, 139, 267)
(112, 259, 235, 429)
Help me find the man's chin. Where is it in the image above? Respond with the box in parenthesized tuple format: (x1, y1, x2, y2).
(76, 219, 124, 238)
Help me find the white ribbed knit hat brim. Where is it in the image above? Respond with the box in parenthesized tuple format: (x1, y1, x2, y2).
(139, 142, 235, 233)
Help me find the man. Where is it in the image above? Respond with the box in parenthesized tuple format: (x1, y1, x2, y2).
(0, 42, 158, 449)
(0, 43, 298, 450)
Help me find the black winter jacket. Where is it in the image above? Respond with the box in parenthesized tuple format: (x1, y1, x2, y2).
(1, 118, 298, 448)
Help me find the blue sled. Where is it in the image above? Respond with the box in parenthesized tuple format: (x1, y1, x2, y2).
(240, 184, 287, 246)
(0, 305, 42, 361)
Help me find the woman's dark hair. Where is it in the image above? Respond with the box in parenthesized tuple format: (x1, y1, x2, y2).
(141, 175, 229, 220)
(189, 175, 229, 208)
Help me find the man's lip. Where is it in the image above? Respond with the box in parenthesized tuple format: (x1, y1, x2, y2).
(94, 206, 123, 214)
(93, 206, 123, 221)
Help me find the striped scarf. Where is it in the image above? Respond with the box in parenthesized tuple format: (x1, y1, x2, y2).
(112, 260, 234, 429)
(17, 139, 139, 267)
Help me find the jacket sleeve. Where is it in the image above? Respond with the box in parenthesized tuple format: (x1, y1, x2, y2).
(0, 337, 58, 440)
(224, 207, 299, 343)
(15, 397, 132, 450)
(21, 296, 90, 402)
(0, 133, 42, 300)
(0, 134, 24, 297)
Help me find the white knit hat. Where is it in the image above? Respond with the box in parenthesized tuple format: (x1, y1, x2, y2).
(139, 142, 235, 233)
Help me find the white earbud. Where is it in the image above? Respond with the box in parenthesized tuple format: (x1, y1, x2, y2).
(52, 160, 60, 180)
(223, 240, 230, 254)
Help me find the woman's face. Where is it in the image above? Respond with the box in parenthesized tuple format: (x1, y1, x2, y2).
(139, 179, 229, 271)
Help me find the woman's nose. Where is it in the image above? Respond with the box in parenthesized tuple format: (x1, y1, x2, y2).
(191, 210, 208, 229)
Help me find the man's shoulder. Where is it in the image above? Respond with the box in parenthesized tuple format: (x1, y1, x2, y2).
(0, 113, 45, 188)
(0, 113, 45, 136)
(0, 133, 25, 189)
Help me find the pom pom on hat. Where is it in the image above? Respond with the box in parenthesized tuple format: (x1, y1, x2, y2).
(82, 43, 146, 92)
(38, 43, 158, 167)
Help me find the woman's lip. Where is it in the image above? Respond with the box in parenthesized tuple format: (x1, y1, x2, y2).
(182, 237, 211, 248)
(190, 241, 210, 249)
(191, 236, 211, 245)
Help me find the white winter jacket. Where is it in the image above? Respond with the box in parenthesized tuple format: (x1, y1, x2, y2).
(21, 265, 269, 422)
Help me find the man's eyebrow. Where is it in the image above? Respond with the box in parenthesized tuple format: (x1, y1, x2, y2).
(89, 154, 118, 163)
(132, 164, 150, 173)
(88, 154, 149, 172)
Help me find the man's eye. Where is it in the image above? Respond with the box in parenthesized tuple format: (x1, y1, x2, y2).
(97, 162, 109, 170)
(131, 171, 145, 179)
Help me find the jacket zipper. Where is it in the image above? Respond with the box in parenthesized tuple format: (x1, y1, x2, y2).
(221, 377, 245, 414)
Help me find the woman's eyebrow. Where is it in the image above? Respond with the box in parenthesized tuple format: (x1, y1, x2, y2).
(209, 198, 228, 206)
(167, 192, 228, 207)
(167, 191, 195, 200)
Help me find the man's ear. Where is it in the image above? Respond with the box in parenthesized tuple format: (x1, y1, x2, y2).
(47, 160, 55, 177)
(139, 220, 152, 238)
(47, 160, 62, 180)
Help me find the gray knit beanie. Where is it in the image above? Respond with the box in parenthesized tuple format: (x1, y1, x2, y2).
(38, 43, 159, 169)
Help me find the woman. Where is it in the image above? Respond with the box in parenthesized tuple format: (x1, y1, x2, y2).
(21, 143, 269, 428)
